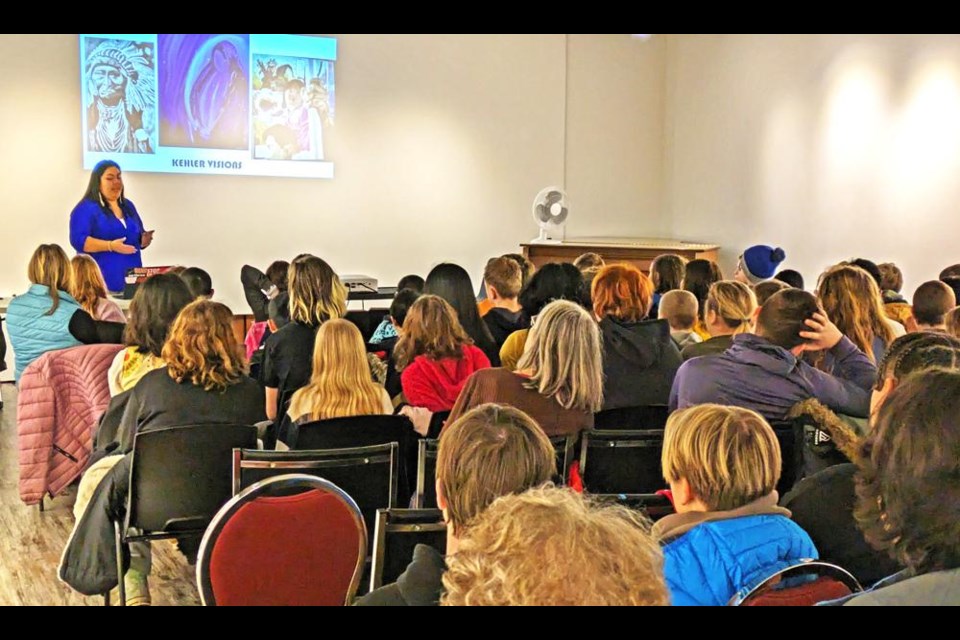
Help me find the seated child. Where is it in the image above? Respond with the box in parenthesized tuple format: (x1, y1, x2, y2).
(381, 288, 422, 399)
(370, 275, 424, 344)
(877, 262, 911, 329)
(912, 280, 956, 332)
(250, 291, 289, 383)
(658, 290, 702, 350)
(481, 256, 528, 348)
(653, 404, 817, 606)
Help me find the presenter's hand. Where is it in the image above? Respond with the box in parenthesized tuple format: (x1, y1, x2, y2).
(140, 230, 154, 249)
(112, 240, 138, 255)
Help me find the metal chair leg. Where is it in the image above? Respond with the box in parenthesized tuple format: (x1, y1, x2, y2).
(114, 521, 126, 606)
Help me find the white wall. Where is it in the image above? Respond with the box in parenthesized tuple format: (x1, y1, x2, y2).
(664, 34, 960, 294)
(0, 34, 664, 315)
(566, 34, 666, 237)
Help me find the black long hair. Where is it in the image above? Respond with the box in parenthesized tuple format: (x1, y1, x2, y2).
(80, 159, 141, 226)
(82, 159, 123, 205)
(425, 263, 498, 363)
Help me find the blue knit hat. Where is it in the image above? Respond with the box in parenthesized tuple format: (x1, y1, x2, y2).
(741, 245, 786, 284)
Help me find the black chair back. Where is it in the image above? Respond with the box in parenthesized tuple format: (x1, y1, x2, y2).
(126, 424, 258, 535)
(770, 420, 803, 495)
(427, 410, 451, 439)
(549, 434, 577, 485)
(292, 414, 415, 503)
(234, 443, 399, 537)
(414, 439, 439, 509)
(345, 310, 382, 344)
(293, 414, 412, 449)
(593, 405, 670, 431)
(370, 508, 447, 592)
(579, 429, 665, 495)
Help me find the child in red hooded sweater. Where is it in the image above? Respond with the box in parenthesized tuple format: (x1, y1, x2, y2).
(395, 295, 490, 434)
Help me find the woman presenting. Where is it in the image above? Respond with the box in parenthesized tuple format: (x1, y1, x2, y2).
(69, 160, 154, 294)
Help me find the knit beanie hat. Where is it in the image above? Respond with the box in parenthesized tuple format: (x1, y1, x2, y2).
(741, 245, 786, 284)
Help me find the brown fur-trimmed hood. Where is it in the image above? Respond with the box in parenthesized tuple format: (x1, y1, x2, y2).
(787, 398, 863, 462)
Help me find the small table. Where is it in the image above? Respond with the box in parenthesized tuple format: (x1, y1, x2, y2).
(521, 237, 720, 271)
(346, 287, 397, 310)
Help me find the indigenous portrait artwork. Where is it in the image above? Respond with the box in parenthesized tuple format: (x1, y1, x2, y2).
(80, 34, 337, 178)
(83, 37, 158, 154)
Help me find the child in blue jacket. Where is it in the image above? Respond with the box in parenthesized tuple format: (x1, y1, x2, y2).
(652, 404, 818, 606)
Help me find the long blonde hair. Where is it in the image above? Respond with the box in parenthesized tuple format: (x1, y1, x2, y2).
(818, 265, 895, 362)
(287, 319, 385, 422)
(287, 255, 347, 327)
(517, 299, 604, 412)
(69, 254, 108, 317)
(162, 300, 247, 392)
(27, 244, 72, 315)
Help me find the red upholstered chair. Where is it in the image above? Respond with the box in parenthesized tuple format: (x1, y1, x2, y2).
(729, 560, 863, 606)
(196, 474, 367, 606)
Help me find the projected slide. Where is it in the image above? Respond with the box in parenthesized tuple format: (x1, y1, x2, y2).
(80, 34, 336, 179)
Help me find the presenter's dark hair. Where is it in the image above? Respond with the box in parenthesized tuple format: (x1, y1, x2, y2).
(82, 159, 123, 204)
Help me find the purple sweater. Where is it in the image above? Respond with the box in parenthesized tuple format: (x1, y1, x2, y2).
(669, 334, 877, 420)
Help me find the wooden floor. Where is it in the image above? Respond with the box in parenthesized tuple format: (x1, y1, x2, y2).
(0, 384, 199, 606)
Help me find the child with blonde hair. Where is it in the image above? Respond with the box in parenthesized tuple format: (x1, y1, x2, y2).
(658, 290, 701, 350)
(681, 281, 756, 360)
(654, 404, 817, 606)
(70, 254, 125, 322)
(287, 319, 393, 425)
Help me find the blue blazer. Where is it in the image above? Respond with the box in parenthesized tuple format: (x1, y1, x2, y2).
(69, 198, 144, 293)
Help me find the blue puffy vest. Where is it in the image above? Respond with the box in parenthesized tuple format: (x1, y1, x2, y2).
(6, 285, 83, 381)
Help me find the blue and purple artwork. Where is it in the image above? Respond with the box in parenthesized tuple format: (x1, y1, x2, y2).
(158, 34, 249, 150)
(82, 33, 337, 178)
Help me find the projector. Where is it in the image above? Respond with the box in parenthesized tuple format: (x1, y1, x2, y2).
(341, 274, 379, 294)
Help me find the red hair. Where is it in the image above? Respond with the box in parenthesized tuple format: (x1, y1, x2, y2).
(592, 264, 652, 322)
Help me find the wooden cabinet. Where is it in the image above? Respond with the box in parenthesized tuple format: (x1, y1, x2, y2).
(521, 237, 720, 271)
